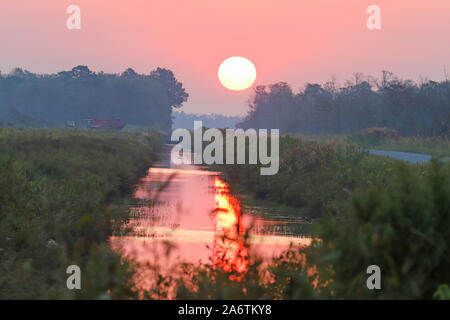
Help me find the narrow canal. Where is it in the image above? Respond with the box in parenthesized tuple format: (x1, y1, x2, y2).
(110, 144, 311, 290)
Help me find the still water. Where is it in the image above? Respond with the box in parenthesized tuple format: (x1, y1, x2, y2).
(110, 145, 311, 288)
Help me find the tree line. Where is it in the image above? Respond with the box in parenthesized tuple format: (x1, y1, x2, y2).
(0, 66, 188, 131)
(172, 110, 244, 129)
(239, 71, 450, 137)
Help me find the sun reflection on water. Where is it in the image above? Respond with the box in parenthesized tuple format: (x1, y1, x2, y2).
(212, 177, 248, 278)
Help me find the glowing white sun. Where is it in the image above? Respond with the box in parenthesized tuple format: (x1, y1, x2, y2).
(218, 57, 256, 91)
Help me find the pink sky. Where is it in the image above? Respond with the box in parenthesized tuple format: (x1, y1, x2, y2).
(1, 0, 450, 115)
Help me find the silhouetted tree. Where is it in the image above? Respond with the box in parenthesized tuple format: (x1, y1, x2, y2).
(0, 65, 189, 131)
(239, 72, 450, 137)
(150, 67, 188, 108)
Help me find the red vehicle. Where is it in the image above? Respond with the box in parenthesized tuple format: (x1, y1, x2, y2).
(85, 118, 126, 130)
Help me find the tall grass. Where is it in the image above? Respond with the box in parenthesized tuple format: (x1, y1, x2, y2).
(371, 136, 450, 158)
(217, 135, 399, 220)
(306, 160, 450, 299)
(293, 132, 450, 158)
(0, 128, 160, 299)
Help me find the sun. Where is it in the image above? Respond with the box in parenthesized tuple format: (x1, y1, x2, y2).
(218, 57, 256, 91)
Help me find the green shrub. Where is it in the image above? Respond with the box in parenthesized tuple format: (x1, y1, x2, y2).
(308, 160, 450, 299)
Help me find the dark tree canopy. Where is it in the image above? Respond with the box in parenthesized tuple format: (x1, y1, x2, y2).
(239, 72, 450, 137)
(150, 67, 189, 108)
(0, 65, 189, 131)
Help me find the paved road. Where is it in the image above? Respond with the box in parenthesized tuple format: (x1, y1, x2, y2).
(369, 149, 432, 163)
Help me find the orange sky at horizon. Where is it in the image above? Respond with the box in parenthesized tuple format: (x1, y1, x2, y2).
(1, 0, 450, 115)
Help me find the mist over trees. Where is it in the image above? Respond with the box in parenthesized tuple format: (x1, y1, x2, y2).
(0, 66, 188, 131)
(239, 71, 450, 137)
(172, 110, 243, 129)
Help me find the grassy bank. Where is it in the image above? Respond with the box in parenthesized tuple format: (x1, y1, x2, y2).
(217, 136, 400, 220)
(0, 128, 160, 299)
(293, 133, 450, 158)
(306, 159, 450, 299)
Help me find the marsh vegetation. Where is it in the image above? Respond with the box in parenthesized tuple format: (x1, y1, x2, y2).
(0, 128, 160, 298)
